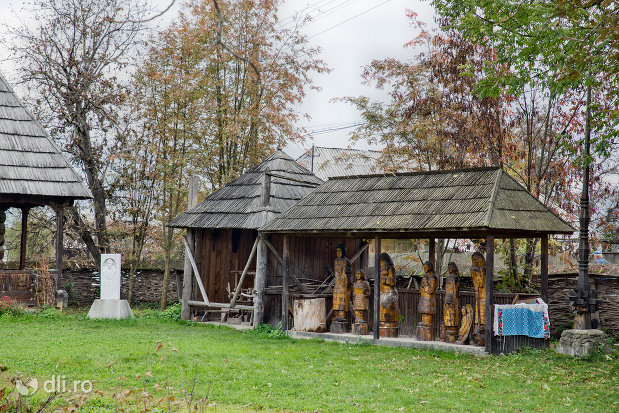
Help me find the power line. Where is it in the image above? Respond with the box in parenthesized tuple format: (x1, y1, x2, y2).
(310, 0, 393, 39)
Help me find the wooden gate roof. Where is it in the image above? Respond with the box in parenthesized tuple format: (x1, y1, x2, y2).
(261, 167, 575, 238)
(0, 72, 91, 207)
(169, 150, 323, 229)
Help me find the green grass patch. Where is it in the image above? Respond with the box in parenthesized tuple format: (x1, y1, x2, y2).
(0, 311, 617, 412)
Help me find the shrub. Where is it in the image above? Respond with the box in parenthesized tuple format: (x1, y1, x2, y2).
(0, 296, 25, 316)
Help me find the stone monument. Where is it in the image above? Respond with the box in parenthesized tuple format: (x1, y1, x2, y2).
(87, 254, 134, 319)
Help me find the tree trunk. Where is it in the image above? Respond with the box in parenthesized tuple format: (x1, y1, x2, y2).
(160, 225, 173, 310)
(74, 105, 109, 254)
(67, 205, 101, 268)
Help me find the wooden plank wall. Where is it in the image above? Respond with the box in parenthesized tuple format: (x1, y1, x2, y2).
(265, 235, 365, 288)
(194, 228, 258, 304)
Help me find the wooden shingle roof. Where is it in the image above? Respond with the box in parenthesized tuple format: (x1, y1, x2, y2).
(168, 150, 323, 229)
(0, 72, 91, 207)
(262, 167, 575, 237)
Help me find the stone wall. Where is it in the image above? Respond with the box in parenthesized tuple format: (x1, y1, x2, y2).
(60, 269, 180, 307)
(548, 273, 619, 334)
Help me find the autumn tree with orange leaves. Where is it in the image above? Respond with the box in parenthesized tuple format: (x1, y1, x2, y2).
(342, 13, 614, 287)
(125, 0, 328, 309)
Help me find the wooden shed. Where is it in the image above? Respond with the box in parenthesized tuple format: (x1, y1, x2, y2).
(168, 150, 325, 323)
(0, 72, 92, 304)
(261, 167, 575, 354)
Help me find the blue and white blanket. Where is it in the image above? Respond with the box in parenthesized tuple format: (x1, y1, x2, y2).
(493, 299, 550, 339)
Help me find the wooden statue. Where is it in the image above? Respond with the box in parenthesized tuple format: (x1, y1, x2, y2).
(379, 252, 399, 337)
(417, 261, 438, 341)
(330, 244, 351, 333)
(443, 262, 460, 343)
(471, 252, 486, 346)
(455, 304, 473, 345)
(352, 269, 371, 335)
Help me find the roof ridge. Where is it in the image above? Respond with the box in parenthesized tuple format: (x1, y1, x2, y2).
(328, 166, 501, 180)
(484, 168, 503, 227)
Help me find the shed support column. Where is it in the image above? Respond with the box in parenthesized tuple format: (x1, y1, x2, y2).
(373, 236, 381, 340)
(181, 176, 199, 321)
(541, 236, 549, 304)
(19, 207, 30, 270)
(253, 233, 267, 326)
(55, 206, 64, 289)
(428, 238, 436, 266)
(485, 235, 494, 354)
(281, 235, 289, 331)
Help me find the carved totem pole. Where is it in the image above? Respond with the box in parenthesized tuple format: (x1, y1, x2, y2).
(331, 244, 351, 333)
(417, 261, 438, 341)
(352, 269, 371, 335)
(471, 252, 486, 346)
(443, 262, 460, 343)
(379, 252, 399, 337)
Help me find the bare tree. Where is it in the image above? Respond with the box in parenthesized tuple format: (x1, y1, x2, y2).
(9, 0, 148, 266)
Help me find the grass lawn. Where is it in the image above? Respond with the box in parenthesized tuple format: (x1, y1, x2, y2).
(0, 309, 617, 412)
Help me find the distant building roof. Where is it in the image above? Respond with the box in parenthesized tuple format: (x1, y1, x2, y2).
(169, 150, 323, 229)
(0, 72, 91, 207)
(296, 146, 383, 180)
(262, 167, 575, 237)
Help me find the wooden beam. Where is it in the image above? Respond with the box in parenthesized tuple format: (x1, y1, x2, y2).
(182, 176, 199, 320)
(261, 168, 272, 207)
(230, 236, 259, 308)
(183, 235, 209, 305)
(373, 237, 381, 340)
(55, 206, 64, 289)
(19, 207, 30, 270)
(188, 300, 253, 310)
(281, 235, 289, 330)
(349, 241, 370, 265)
(429, 238, 436, 266)
(253, 233, 268, 326)
(265, 171, 321, 186)
(485, 235, 494, 354)
(541, 235, 549, 304)
(264, 238, 308, 294)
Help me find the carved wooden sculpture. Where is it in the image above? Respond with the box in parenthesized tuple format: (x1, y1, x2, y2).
(379, 252, 399, 337)
(471, 252, 487, 346)
(352, 269, 371, 335)
(417, 261, 438, 341)
(455, 304, 473, 345)
(443, 262, 460, 343)
(330, 244, 351, 333)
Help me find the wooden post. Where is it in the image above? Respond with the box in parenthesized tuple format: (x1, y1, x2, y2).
(281, 235, 289, 330)
(541, 235, 549, 304)
(253, 233, 268, 326)
(182, 176, 199, 321)
(261, 167, 271, 207)
(19, 207, 30, 270)
(485, 234, 494, 354)
(373, 236, 381, 340)
(230, 236, 259, 307)
(429, 238, 436, 266)
(55, 206, 64, 289)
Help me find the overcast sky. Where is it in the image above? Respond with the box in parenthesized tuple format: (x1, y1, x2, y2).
(0, 0, 434, 159)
